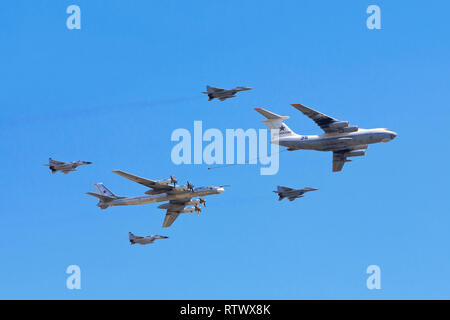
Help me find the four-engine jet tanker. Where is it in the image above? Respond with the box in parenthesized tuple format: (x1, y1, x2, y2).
(86, 170, 226, 227)
(202, 85, 252, 101)
(273, 186, 319, 201)
(255, 103, 397, 172)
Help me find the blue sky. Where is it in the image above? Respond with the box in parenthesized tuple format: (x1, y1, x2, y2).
(1, 0, 449, 299)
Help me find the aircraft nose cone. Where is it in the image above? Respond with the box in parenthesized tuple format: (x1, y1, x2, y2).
(217, 187, 225, 193)
(390, 132, 398, 140)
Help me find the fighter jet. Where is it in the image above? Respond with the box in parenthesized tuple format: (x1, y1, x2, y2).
(86, 170, 227, 228)
(43, 158, 92, 174)
(128, 232, 168, 245)
(202, 85, 252, 101)
(273, 186, 318, 201)
(255, 103, 397, 172)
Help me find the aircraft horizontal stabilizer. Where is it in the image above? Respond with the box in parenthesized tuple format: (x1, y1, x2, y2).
(86, 192, 115, 202)
(254, 108, 289, 120)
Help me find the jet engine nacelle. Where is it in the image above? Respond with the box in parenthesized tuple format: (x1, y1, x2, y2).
(344, 150, 366, 157)
(329, 121, 349, 128)
(341, 126, 358, 133)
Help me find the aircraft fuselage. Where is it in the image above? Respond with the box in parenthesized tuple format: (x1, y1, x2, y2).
(99, 186, 223, 209)
(276, 128, 397, 152)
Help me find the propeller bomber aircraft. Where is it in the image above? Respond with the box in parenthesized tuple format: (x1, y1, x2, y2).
(86, 170, 227, 228)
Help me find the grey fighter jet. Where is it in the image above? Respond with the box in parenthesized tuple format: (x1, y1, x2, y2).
(273, 186, 318, 201)
(255, 103, 397, 172)
(202, 85, 252, 101)
(86, 170, 227, 228)
(128, 232, 168, 245)
(44, 158, 92, 174)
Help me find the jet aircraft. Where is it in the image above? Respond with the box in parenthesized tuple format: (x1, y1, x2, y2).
(202, 85, 252, 101)
(86, 170, 226, 228)
(43, 158, 92, 174)
(255, 103, 397, 172)
(128, 232, 168, 245)
(273, 186, 318, 201)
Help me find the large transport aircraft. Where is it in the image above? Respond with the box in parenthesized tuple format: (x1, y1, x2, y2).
(255, 103, 397, 172)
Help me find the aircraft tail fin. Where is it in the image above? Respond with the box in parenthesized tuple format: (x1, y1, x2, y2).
(93, 183, 118, 198)
(202, 85, 216, 100)
(254, 108, 296, 141)
(86, 183, 120, 207)
(202, 86, 215, 100)
(129, 232, 136, 244)
(202, 85, 214, 93)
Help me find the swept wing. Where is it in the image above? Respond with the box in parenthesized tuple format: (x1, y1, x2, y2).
(291, 103, 351, 133)
(159, 199, 193, 228)
(112, 170, 175, 192)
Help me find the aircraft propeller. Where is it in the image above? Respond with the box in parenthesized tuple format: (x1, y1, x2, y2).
(198, 197, 206, 207)
(186, 181, 195, 192)
(194, 204, 202, 216)
(170, 175, 178, 187)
